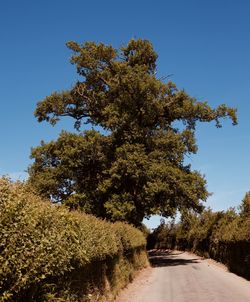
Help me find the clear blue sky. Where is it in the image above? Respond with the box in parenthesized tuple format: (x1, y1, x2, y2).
(1, 0, 250, 228)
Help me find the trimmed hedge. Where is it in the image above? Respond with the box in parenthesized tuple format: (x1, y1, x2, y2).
(0, 178, 148, 301)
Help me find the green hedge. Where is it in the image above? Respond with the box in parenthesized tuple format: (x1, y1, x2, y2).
(0, 178, 147, 301)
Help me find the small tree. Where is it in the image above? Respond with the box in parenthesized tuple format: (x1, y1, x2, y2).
(29, 39, 237, 225)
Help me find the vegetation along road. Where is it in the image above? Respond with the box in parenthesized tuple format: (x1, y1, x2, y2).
(116, 250, 250, 302)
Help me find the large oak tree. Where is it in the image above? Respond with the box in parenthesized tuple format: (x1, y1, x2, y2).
(29, 39, 237, 225)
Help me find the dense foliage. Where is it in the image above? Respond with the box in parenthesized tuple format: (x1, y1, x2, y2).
(152, 197, 250, 247)
(149, 194, 250, 278)
(29, 38, 237, 225)
(0, 178, 147, 301)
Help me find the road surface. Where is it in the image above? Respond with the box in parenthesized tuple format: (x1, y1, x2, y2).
(116, 250, 250, 302)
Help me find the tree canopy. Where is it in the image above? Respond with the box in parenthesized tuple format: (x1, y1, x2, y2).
(29, 38, 237, 225)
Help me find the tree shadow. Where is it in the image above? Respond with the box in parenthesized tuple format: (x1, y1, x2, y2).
(148, 250, 201, 268)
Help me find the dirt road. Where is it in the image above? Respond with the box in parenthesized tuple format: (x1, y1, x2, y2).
(116, 250, 250, 302)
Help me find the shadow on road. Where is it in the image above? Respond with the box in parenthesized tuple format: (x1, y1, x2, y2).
(148, 250, 200, 268)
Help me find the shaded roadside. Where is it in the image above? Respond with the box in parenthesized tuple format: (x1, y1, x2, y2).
(148, 249, 200, 268)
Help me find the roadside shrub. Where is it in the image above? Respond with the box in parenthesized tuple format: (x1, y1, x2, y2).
(0, 178, 147, 301)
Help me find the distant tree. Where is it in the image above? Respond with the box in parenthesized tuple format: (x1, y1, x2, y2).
(29, 39, 237, 226)
(240, 192, 250, 216)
